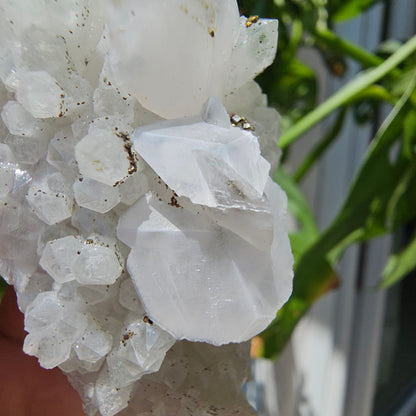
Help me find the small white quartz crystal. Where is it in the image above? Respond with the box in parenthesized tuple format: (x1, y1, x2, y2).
(26, 166, 74, 225)
(75, 129, 133, 187)
(40, 235, 123, 285)
(0, 0, 292, 415)
(73, 176, 121, 214)
(16, 71, 64, 119)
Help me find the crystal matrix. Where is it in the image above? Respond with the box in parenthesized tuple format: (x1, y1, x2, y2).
(0, 1, 292, 415)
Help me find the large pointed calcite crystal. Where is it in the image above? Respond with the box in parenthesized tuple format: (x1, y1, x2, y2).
(103, 0, 240, 119)
(132, 99, 270, 208)
(226, 17, 278, 92)
(132, 98, 276, 251)
(102, 0, 277, 119)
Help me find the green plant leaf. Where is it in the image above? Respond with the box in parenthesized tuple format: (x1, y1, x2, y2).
(259, 296, 310, 358)
(260, 76, 416, 359)
(294, 108, 347, 182)
(261, 57, 317, 119)
(333, 74, 416, 241)
(403, 109, 416, 159)
(273, 167, 319, 264)
(279, 35, 416, 149)
(314, 29, 383, 69)
(273, 167, 318, 236)
(390, 67, 416, 98)
(293, 79, 415, 299)
(332, 0, 380, 22)
(381, 231, 416, 288)
(322, 78, 416, 256)
(386, 160, 416, 229)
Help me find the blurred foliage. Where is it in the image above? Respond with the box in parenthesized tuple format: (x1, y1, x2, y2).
(381, 228, 416, 288)
(238, 0, 387, 130)
(237, 0, 416, 358)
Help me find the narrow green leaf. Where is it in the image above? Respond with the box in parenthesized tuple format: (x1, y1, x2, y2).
(273, 167, 318, 236)
(345, 85, 396, 105)
(387, 161, 416, 229)
(333, 74, 416, 240)
(279, 34, 416, 149)
(333, 0, 380, 22)
(274, 167, 320, 263)
(294, 108, 347, 182)
(381, 232, 416, 288)
(390, 68, 416, 98)
(314, 28, 385, 69)
(260, 76, 416, 358)
(289, 233, 315, 265)
(260, 296, 309, 359)
(403, 109, 416, 159)
(293, 78, 416, 300)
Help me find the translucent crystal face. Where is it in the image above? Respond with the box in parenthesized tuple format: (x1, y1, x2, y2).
(117, 184, 290, 346)
(132, 115, 270, 207)
(116, 104, 293, 345)
(0, 0, 291, 415)
(102, 0, 241, 119)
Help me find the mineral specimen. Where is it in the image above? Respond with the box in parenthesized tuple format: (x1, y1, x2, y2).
(0, 0, 293, 415)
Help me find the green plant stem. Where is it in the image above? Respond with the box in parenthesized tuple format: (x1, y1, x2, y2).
(314, 28, 384, 68)
(293, 85, 395, 183)
(279, 34, 416, 149)
(293, 107, 347, 182)
(344, 84, 396, 105)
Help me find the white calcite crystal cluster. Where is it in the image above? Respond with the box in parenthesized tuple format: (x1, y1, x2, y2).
(0, 0, 293, 415)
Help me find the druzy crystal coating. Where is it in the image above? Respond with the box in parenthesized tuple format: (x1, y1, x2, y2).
(0, 0, 293, 415)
